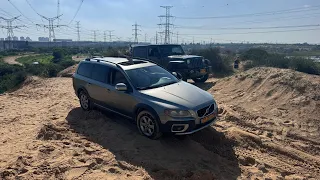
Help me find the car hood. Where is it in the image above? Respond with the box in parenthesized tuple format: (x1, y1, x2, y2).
(139, 81, 213, 109)
(168, 55, 203, 59)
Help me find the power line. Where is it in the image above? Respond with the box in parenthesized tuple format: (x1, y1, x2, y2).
(132, 22, 141, 43)
(0, 16, 25, 40)
(104, 30, 114, 42)
(36, 14, 66, 41)
(68, 0, 84, 25)
(158, 6, 174, 44)
(91, 30, 98, 42)
(76, 21, 80, 41)
(176, 5, 320, 19)
(57, 0, 61, 25)
(176, 32, 179, 44)
(8, 0, 36, 24)
(176, 24, 320, 30)
(179, 27, 320, 36)
(103, 31, 106, 42)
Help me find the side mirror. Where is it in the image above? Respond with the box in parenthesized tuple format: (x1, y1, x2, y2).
(172, 72, 182, 79)
(115, 83, 127, 91)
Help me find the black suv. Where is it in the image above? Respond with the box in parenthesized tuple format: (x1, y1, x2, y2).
(131, 44, 211, 82)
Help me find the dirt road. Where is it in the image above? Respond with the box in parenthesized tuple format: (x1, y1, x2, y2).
(2, 55, 24, 65)
(0, 67, 319, 179)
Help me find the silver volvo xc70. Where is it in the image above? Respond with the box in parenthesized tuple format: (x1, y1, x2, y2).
(73, 57, 218, 139)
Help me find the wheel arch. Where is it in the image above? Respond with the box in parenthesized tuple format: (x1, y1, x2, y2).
(134, 104, 160, 122)
(77, 86, 89, 97)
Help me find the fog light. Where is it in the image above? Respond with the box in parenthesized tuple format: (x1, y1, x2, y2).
(171, 124, 188, 132)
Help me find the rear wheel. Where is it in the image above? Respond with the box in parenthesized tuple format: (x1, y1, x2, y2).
(192, 74, 209, 83)
(137, 110, 162, 139)
(79, 91, 92, 111)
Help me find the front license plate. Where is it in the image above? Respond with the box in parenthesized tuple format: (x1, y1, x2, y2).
(200, 69, 206, 73)
(201, 113, 215, 123)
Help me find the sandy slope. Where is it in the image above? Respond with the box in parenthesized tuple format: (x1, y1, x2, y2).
(2, 55, 24, 65)
(0, 67, 319, 179)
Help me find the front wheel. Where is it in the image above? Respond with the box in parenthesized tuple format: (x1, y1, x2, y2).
(192, 74, 209, 83)
(137, 110, 162, 139)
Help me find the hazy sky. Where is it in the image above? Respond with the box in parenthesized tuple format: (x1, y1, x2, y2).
(0, 0, 319, 44)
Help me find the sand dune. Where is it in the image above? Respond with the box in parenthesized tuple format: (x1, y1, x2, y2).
(0, 67, 319, 179)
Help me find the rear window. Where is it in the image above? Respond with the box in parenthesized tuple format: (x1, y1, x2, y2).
(77, 63, 93, 78)
(91, 64, 110, 83)
(133, 46, 147, 58)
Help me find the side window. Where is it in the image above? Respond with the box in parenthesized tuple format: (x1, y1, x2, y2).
(91, 64, 110, 83)
(112, 70, 129, 86)
(133, 47, 147, 58)
(148, 47, 160, 57)
(77, 63, 93, 78)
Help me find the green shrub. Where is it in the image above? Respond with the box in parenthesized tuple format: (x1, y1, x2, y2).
(289, 58, 320, 75)
(0, 63, 26, 94)
(57, 60, 76, 69)
(191, 48, 233, 75)
(25, 63, 62, 78)
(241, 48, 320, 75)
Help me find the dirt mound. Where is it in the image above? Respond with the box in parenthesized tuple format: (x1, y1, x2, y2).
(57, 64, 78, 77)
(210, 67, 320, 142)
(0, 67, 320, 179)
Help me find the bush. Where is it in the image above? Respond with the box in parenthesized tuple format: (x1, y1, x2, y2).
(241, 48, 320, 75)
(57, 60, 76, 69)
(191, 48, 233, 75)
(25, 63, 62, 78)
(0, 63, 26, 94)
(289, 58, 320, 75)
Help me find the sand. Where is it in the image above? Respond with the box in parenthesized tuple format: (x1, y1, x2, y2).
(0, 67, 319, 179)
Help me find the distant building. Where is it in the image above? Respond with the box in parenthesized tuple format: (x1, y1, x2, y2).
(20, 36, 25, 41)
(0, 38, 4, 41)
(26, 37, 32, 41)
(38, 37, 49, 42)
(13, 36, 19, 41)
(53, 39, 72, 42)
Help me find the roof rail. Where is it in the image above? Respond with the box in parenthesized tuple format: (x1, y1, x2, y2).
(92, 58, 119, 65)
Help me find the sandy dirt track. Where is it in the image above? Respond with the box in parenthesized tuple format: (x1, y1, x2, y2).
(2, 55, 24, 65)
(0, 67, 319, 179)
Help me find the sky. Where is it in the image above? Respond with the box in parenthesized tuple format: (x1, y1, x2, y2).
(0, 0, 319, 44)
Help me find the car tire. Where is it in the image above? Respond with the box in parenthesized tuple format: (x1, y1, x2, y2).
(192, 74, 209, 83)
(79, 90, 92, 111)
(137, 110, 162, 139)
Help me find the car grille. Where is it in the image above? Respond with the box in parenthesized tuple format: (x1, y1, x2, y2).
(197, 104, 215, 117)
(188, 58, 203, 68)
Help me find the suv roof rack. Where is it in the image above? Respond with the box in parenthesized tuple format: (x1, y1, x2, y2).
(85, 57, 123, 68)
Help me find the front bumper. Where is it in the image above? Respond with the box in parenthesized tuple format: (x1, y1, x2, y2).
(178, 66, 211, 79)
(159, 115, 218, 135)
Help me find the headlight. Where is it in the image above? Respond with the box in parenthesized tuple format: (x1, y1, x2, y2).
(164, 109, 191, 117)
(187, 59, 190, 64)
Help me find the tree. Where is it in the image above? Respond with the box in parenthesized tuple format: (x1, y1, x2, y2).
(52, 49, 63, 63)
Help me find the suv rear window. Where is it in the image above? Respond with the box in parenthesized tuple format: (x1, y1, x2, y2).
(91, 64, 110, 83)
(77, 63, 93, 78)
(133, 46, 147, 58)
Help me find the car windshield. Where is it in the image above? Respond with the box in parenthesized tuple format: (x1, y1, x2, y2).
(158, 45, 185, 56)
(125, 65, 179, 90)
